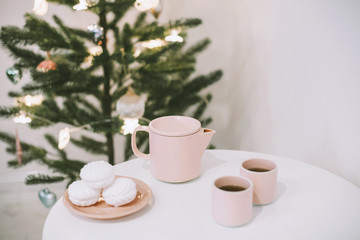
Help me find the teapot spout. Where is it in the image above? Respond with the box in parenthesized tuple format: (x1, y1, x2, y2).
(199, 128, 216, 155)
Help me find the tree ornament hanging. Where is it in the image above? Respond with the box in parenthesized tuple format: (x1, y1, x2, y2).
(36, 59, 57, 72)
(58, 127, 71, 150)
(6, 67, 22, 84)
(87, 24, 104, 44)
(38, 188, 57, 208)
(15, 128, 22, 165)
(36, 52, 57, 72)
(33, 0, 48, 16)
(134, 0, 159, 12)
(116, 88, 145, 119)
(151, 0, 162, 19)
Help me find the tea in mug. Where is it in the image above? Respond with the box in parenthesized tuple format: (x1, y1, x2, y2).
(219, 185, 246, 192)
(248, 167, 269, 172)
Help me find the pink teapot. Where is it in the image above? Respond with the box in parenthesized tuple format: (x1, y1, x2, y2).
(131, 116, 215, 183)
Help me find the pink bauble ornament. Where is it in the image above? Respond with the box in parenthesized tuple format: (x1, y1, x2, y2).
(36, 59, 57, 72)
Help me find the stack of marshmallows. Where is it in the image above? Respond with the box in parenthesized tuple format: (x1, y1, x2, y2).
(68, 161, 137, 207)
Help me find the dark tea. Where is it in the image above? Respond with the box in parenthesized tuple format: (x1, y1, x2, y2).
(248, 167, 270, 172)
(219, 185, 246, 192)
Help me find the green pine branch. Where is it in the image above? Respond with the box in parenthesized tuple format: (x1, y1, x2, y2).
(172, 18, 202, 28)
(0, 106, 21, 118)
(47, 0, 77, 8)
(133, 12, 147, 29)
(71, 135, 107, 155)
(53, 15, 92, 42)
(184, 38, 211, 57)
(24, 13, 69, 51)
(44, 134, 67, 160)
(184, 70, 223, 93)
(26, 174, 65, 185)
(0, 131, 47, 167)
(193, 94, 212, 119)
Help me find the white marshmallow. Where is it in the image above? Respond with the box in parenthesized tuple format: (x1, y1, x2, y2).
(103, 178, 137, 207)
(80, 161, 115, 190)
(68, 180, 101, 206)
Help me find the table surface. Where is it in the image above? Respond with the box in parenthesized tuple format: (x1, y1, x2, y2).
(42, 150, 360, 240)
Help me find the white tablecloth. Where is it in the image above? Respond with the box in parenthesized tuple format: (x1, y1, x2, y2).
(42, 150, 360, 240)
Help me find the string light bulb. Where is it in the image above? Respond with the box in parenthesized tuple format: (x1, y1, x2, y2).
(88, 46, 103, 56)
(134, 0, 159, 12)
(134, 49, 142, 57)
(13, 111, 32, 124)
(58, 127, 71, 150)
(84, 46, 103, 65)
(165, 29, 183, 43)
(141, 39, 166, 49)
(73, 0, 88, 10)
(16, 94, 44, 107)
(33, 0, 48, 16)
(121, 118, 140, 135)
(133, 42, 145, 57)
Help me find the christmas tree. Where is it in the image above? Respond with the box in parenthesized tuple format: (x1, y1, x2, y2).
(0, 0, 222, 187)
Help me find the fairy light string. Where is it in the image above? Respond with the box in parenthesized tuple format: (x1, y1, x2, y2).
(12, 110, 149, 149)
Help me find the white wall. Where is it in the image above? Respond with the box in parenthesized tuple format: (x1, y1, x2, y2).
(226, 0, 360, 186)
(0, 0, 359, 187)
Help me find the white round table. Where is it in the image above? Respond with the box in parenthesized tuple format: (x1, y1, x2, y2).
(42, 150, 360, 240)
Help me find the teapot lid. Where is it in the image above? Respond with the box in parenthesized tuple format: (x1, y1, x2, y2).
(149, 116, 201, 136)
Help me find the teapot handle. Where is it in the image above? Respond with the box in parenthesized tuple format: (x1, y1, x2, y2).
(131, 126, 150, 160)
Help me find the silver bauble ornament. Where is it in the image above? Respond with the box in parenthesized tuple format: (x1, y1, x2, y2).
(38, 188, 57, 208)
(6, 67, 22, 84)
(116, 88, 145, 119)
(87, 24, 104, 44)
(33, 0, 48, 16)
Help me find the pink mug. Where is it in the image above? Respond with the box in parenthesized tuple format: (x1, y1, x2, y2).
(131, 116, 215, 183)
(212, 176, 253, 227)
(240, 158, 278, 205)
